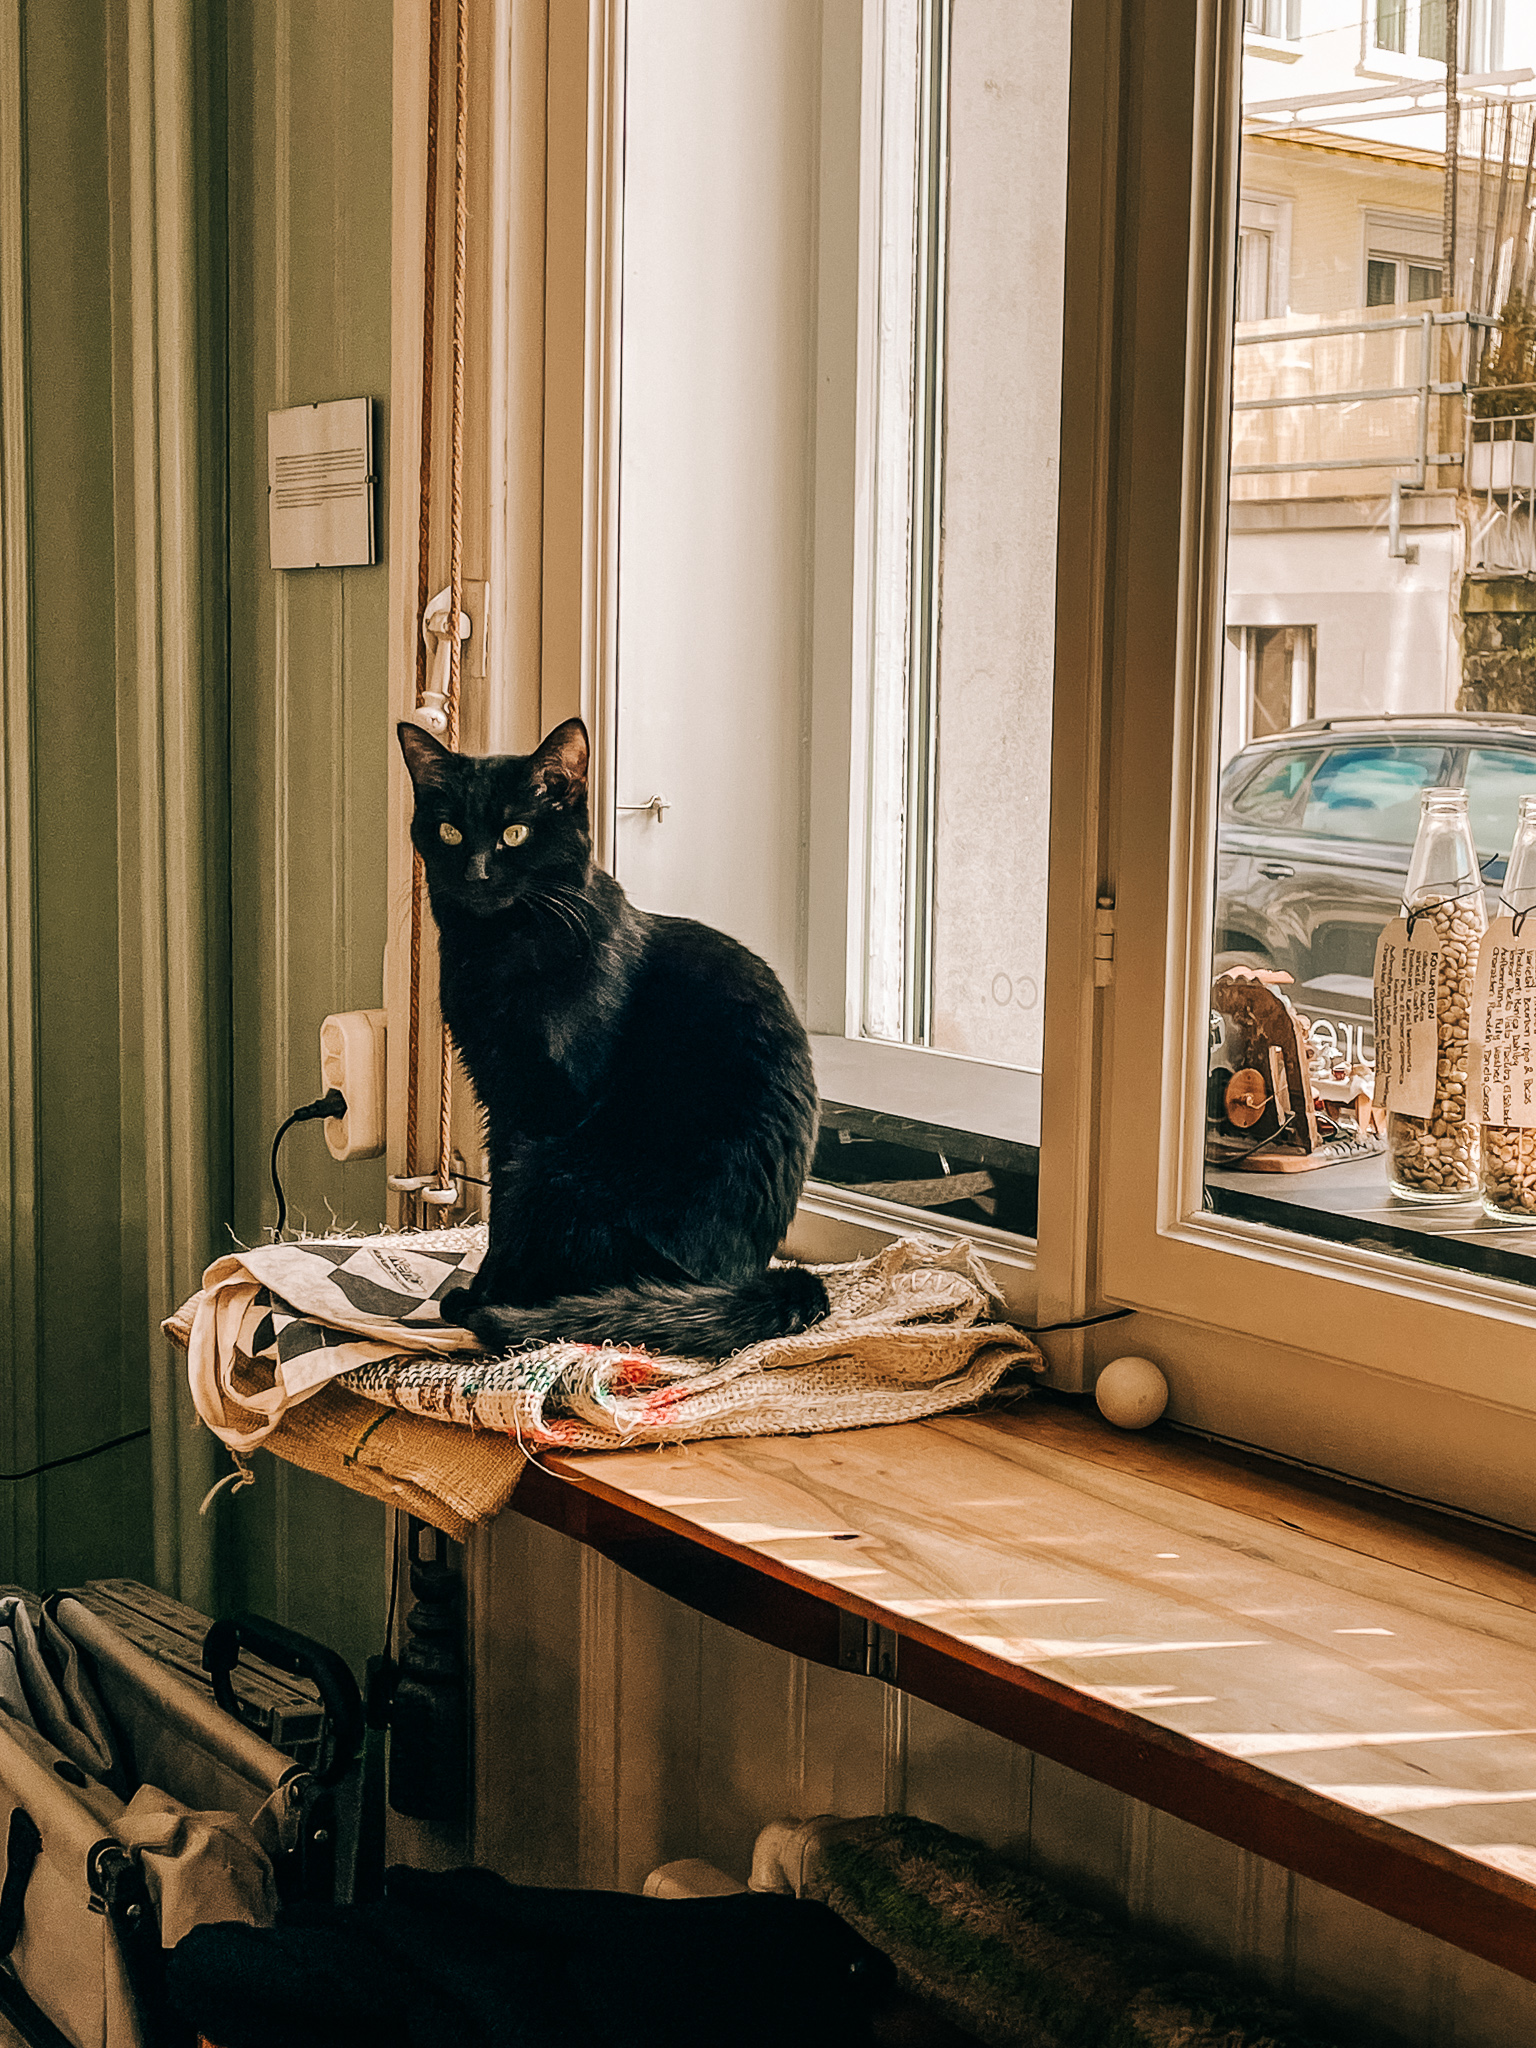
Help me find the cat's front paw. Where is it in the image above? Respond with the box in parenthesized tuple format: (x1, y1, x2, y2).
(438, 1284, 480, 1327)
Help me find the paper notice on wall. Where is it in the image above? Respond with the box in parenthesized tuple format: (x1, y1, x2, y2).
(1372, 918, 1440, 1118)
(1469, 917, 1536, 1127)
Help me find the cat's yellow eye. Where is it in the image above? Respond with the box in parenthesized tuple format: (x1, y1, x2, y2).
(438, 822, 463, 846)
(501, 822, 529, 849)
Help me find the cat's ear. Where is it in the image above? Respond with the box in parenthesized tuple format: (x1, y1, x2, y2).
(530, 718, 589, 808)
(397, 721, 456, 792)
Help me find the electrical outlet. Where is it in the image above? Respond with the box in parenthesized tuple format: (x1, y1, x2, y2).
(319, 1010, 387, 1159)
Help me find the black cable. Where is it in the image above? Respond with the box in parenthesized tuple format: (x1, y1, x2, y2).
(382, 1509, 402, 1661)
(269, 1089, 348, 1238)
(1027, 1307, 1136, 1335)
(1, 1427, 151, 1484)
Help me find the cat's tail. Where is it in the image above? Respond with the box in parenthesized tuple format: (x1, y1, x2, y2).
(454, 1264, 829, 1359)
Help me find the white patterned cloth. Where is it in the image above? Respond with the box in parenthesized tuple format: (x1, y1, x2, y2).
(178, 1229, 1041, 1456)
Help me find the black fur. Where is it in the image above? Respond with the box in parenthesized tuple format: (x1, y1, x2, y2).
(398, 717, 828, 1357)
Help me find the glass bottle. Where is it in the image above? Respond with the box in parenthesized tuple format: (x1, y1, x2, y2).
(1480, 793, 1536, 1221)
(1385, 787, 1486, 1204)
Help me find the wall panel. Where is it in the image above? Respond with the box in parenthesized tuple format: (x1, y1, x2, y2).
(223, 0, 393, 1672)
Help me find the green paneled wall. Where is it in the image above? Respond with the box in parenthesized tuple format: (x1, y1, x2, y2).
(17, 0, 153, 1591)
(4, 0, 392, 1676)
(221, 0, 394, 1675)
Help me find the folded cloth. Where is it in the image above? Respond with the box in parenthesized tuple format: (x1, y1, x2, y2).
(170, 1233, 1041, 1458)
(168, 1864, 896, 2048)
(176, 1228, 485, 1451)
(118, 1785, 277, 1948)
(0, 1594, 125, 1792)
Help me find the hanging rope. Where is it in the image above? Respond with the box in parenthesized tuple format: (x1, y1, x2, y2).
(399, 0, 469, 1226)
(436, 0, 470, 1198)
(403, 0, 443, 1216)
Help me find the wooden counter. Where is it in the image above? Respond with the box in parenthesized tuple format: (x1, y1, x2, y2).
(513, 1401, 1536, 1983)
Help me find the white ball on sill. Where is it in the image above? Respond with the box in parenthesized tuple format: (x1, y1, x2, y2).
(1094, 1356, 1169, 1430)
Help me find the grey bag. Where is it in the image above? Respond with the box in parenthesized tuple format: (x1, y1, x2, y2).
(0, 1588, 362, 2048)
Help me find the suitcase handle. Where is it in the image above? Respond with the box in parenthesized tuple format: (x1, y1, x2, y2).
(202, 1614, 364, 1787)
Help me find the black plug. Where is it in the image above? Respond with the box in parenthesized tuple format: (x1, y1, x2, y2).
(292, 1087, 348, 1125)
(269, 1089, 350, 1238)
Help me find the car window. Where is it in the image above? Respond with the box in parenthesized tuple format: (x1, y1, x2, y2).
(1229, 749, 1317, 823)
(1300, 745, 1445, 842)
(1463, 746, 1536, 856)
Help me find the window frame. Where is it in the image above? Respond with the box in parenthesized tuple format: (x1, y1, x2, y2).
(1098, 0, 1536, 1495)
(389, 0, 1536, 1523)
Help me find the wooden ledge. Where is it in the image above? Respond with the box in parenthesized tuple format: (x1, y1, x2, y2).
(512, 1401, 1536, 1984)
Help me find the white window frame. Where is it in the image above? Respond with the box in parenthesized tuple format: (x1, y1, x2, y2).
(388, 0, 1536, 1522)
(1096, 0, 1536, 1526)
(802, 0, 1059, 1162)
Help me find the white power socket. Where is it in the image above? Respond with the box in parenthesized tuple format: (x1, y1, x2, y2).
(319, 1009, 387, 1160)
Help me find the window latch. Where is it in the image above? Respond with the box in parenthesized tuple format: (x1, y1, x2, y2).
(1094, 897, 1115, 986)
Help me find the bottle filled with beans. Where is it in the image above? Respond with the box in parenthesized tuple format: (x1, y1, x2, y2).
(1480, 793, 1536, 1222)
(1386, 788, 1486, 1204)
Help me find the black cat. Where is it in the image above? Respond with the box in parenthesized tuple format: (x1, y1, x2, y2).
(397, 717, 829, 1355)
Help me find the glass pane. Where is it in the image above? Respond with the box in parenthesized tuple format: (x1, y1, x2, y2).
(1465, 747, 1536, 857)
(1418, 0, 1447, 60)
(1237, 230, 1272, 321)
(1300, 746, 1445, 842)
(1375, 0, 1407, 54)
(813, 0, 1065, 1222)
(1231, 747, 1316, 821)
(1204, 26, 1536, 1285)
(859, 0, 1066, 1075)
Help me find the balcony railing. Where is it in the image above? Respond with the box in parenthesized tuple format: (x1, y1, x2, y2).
(1231, 309, 1478, 506)
(1467, 404, 1536, 577)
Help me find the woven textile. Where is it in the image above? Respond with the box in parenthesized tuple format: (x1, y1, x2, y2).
(179, 1230, 485, 1451)
(171, 1230, 1039, 1460)
(340, 1236, 1039, 1451)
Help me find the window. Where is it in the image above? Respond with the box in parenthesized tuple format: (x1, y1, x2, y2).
(609, 0, 1068, 1257)
(1245, 0, 1300, 37)
(1374, 0, 1408, 54)
(1235, 196, 1290, 322)
(1465, 746, 1536, 858)
(1301, 745, 1444, 841)
(1368, 0, 1503, 70)
(1070, 0, 1536, 1535)
(1366, 253, 1443, 307)
(852, 0, 1064, 1083)
(1235, 625, 1315, 739)
(1184, 0, 1536, 1325)
(1231, 747, 1318, 822)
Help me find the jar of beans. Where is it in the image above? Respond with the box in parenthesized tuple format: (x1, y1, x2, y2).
(1480, 794, 1536, 1222)
(1385, 788, 1486, 1204)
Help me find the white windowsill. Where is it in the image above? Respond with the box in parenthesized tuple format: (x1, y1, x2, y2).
(1243, 32, 1302, 64)
(810, 1033, 1042, 1152)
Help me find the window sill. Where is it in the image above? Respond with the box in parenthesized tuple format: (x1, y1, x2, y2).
(1242, 32, 1302, 64)
(1354, 50, 1446, 84)
(516, 1400, 1536, 1982)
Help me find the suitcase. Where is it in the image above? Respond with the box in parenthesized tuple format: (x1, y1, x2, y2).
(0, 1586, 364, 2048)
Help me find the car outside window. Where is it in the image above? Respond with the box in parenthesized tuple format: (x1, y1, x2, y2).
(1462, 746, 1536, 857)
(1228, 748, 1316, 823)
(1299, 745, 1445, 842)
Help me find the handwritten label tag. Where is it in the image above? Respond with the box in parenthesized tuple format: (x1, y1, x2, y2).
(1469, 917, 1536, 1127)
(1372, 918, 1441, 1118)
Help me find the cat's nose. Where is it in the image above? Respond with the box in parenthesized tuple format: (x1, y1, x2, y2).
(465, 851, 491, 884)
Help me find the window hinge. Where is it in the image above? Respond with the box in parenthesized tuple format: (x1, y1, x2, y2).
(1094, 898, 1115, 986)
(838, 1610, 899, 1682)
